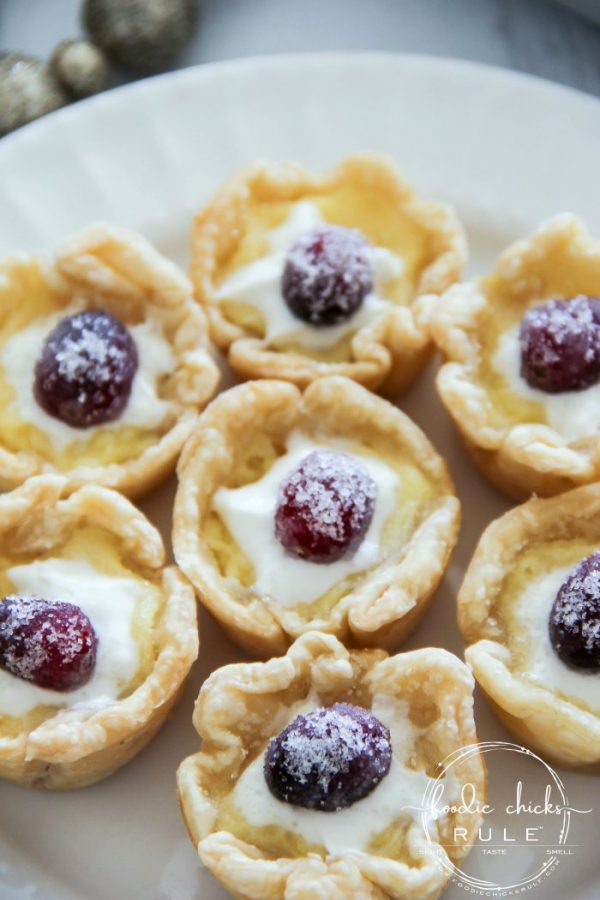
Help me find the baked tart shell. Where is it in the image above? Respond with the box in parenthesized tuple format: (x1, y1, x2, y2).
(458, 482, 600, 768)
(173, 376, 460, 658)
(190, 154, 466, 394)
(427, 214, 600, 500)
(0, 223, 220, 498)
(0, 475, 199, 789)
(177, 631, 486, 900)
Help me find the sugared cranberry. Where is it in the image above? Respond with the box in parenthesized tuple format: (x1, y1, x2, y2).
(549, 553, 600, 670)
(281, 225, 373, 326)
(34, 309, 138, 428)
(0, 595, 98, 691)
(264, 703, 392, 811)
(519, 296, 600, 393)
(274, 450, 376, 564)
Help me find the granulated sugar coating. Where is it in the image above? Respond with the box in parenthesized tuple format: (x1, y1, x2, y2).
(274, 449, 377, 563)
(264, 703, 392, 811)
(34, 309, 138, 428)
(0, 595, 98, 691)
(550, 552, 600, 670)
(519, 295, 600, 393)
(281, 224, 373, 326)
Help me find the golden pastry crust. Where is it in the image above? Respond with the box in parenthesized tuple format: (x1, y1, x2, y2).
(173, 376, 460, 658)
(177, 632, 486, 900)
(458, 483, 600, 767)
(0, 475, 198, 789)
(190, 154, 466, 393)
(0, 223, 220, 497)
(427, 215, 600, 500)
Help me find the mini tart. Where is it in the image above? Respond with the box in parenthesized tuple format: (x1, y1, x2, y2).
(177, 631, 486, 900)
(0, 223, 219, 497)
(458, 482, 600, 767)
(190, 154, 466, 393)
(0, 475, 198, 789)
(173, 376, 460, 658)
(427, 214, 600, 500)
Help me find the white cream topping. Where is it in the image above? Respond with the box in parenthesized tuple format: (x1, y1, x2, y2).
(511, 564, 600, 712)
(494, 324, 600, 440)
(213, 432, 398, 607)
(0, 558, 144, 718)
(215, 201, 403, 348)
(0, 304, 175, 450)
(228, 694, 444, 855)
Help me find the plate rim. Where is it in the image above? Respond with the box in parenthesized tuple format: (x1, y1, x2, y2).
(1, 50, 599, 156)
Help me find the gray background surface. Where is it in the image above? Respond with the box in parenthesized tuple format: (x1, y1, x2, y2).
(1, 0, 600, 99)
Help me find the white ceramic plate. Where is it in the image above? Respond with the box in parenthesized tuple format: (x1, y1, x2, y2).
(1, 53, 599, 900)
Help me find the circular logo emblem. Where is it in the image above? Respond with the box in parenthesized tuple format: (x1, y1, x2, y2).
(418, 741, 591, 895)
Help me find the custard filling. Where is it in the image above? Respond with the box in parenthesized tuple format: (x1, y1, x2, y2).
(0, 527, 162, 736)
(215, 184, 431, 361)
(474, 258, 600, 433)
(0, 259, 176, 468)
(215, 694, 449, 861)
(205, 431, 437, 617)
(495, 539, 600, 712)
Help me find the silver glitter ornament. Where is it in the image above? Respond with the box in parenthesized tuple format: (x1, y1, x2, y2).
(0, 52, 68, 137)
(51, 39, 111, 100)
(83, 0, 200, 74)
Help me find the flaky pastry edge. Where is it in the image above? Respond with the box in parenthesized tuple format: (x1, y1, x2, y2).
(177, 631, 485, 900)
(425, 214, 600, 499)
(0, 223, 220, 497)
(458, 482, 600, 767)
(173, 376, 460, 658)
(190, 154, 466, 393)
(0, 475, 198, 789)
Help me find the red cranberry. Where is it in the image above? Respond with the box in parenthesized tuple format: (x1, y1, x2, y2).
(281, 225, 373, 326)
(264, 703, 392, 811)
(549, 553, 600, 670)
(519, 296, 600, 393)
(34, 309, 138, 428)
(274, 450, 376, 563)
(0, 595, 98, 691)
